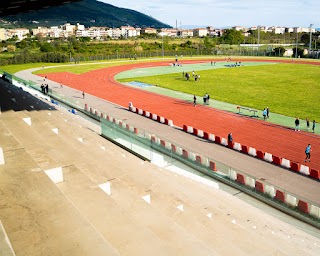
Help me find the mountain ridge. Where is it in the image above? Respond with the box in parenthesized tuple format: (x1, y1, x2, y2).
(1, 0, 170, 29)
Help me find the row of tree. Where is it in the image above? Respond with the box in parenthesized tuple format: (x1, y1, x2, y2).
(0, 29, 318, 65)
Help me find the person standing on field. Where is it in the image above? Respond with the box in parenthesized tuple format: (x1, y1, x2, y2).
(312, 120, 316, 133)
(295, 117, 300, 131)
(193, 94, 196, 107)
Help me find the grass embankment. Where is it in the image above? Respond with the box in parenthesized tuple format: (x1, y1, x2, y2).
(119, 63, 320, 120)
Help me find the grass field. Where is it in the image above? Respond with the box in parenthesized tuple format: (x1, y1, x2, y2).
(118, 63, 320, 120)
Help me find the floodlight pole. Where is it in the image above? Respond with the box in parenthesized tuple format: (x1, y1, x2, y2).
(162, 35, 164, 58)
(257, 25, 260, 55)
(309, 23, 314, 57)
(295, 31, 298, 58)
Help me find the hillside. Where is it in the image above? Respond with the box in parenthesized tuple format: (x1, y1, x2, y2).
(1, 0, 170, 29)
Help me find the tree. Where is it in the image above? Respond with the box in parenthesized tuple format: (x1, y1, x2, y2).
(221, 29, 244, 45)
(273, 47, 285, 57)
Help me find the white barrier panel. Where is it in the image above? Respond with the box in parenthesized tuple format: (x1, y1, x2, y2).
(165, 142, 171, 150)
(145, 111, 150, 117)
(265, 185, 275, 198)
(44, 167, 63, 184)
(229, 169, 237, 181)
(189, 152, 196, 161)
(131, 107, 136, 112)
(152, 114, 157, 120)
(129, 126, 135, 133)
(209, 134, 215, 141)
(187, 126, 193, 134)
(234, 142, 241, 151)
(221, 137, 227, 146)
(168, 120, 174, 127)
(138, 109, 143, 115)
(310, 205, 320, 219)
(160, 117, 165, 123)
(281, 158, 291, 168)
(285, 194, 297, 207)
(248, 147, 257, 157)
(245, 176, 255, 188)
(0, 147, 5, 165)
(202, 158, 209, 167)
(155, 138, 161, 145)
(264, 152, 273, 162)
(299, 165, 310, 176)
(176, 146, 183, 155)
(197, 130, 204, 137)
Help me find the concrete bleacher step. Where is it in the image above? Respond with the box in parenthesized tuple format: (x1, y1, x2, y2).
(0, 148, 119, 256)
(57, 164, 174, 255)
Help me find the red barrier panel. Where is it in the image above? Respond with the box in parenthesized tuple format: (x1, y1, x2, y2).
(215, 136, 221, 144)
(89, 107, 93, 113)
(290, 162, 300, 172)
(256, 150, 264, 159)
(298, 200, 309, 214)
(119, 121, 122, 127)
(227, 141, 234, 149)
(156, 116, 161, 122)
(255, 181, 264, 193)
(272, 156, 281, 165)
(310, 169, 320, 179)
(203, 132, 209, 140)
(107, 115, 110, 121)
(241, 145, 249, 154)
(236, 174, 245, 185)
(209, 161, 217, 171)
(100, 113, 103, 118)
(151, 135, 156, 143)
(95, 110, 98, 115)
(171, 144, 176, 153)
(193, 128, 198, 136)
(126, 124, 130, 130)
(196, 155, 202, 163)
(143, 110, 146, 116)
(84, 104, 88, 110)
(135, 108, 139, 113)
(160, 139, 166, 148)
(275, 190, 285, 202)
(134, 128, 138, 134)
(183, 125, 188, 132)
(182, 149, 188, 159)
(164, 118, 169, 125)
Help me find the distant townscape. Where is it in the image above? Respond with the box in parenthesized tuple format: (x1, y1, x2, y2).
(0, 23, 317, 41)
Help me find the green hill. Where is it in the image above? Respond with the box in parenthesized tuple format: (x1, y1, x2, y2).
(1, 0, 170, 29)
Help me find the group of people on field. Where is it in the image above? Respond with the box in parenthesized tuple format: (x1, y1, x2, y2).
(294, 117, 316, 133)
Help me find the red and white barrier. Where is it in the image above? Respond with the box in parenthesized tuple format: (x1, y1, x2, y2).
(299, 165, 310, 175)
(285, 194, 297, 207)
(264, 152, 273, 162)
(281, 158, 291, 168)
(187, 126, 193, 134)
(234, 142, 241, 151)
(265, 185, 275, 198)
(152, 113, 157, 121)
(221, 137, 227, 146)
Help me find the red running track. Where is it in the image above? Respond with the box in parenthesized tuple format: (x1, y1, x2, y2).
(42, 59, 320, 171)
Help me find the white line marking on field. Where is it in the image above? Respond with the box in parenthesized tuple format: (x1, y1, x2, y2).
(207, 213, 212, 219)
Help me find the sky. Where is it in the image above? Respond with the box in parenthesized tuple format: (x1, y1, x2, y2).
(100, 0, 319, 28)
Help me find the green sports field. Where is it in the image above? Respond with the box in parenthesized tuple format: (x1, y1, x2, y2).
(118, 62, 320, 121)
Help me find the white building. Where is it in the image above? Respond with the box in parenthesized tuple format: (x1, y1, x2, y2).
(193, 28, 208, 37)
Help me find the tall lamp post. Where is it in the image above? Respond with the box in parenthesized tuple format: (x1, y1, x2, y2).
(257, 25, 260, 55)
(162, 35, 164, 58)
(309, 23, 314, 57)
(295, 31, 298, 58)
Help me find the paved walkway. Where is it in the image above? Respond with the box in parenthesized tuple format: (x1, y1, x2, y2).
(15, 66, 320, 205)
